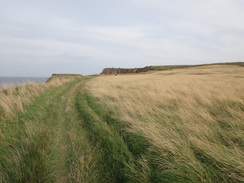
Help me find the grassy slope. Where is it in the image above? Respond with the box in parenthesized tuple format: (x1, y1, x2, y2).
(75, 92, 153, 182)
(146, 61, 244, 71)
(87, 65, 244, 183)
(0, 76, 152, 183)
(0, 78, 94, 182)
(0, 78, 81, 182)
(0, 64, 243, 183)
(102, 62, 244, 74)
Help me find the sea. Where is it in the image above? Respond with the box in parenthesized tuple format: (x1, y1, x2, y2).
(0, 77, 48, 88)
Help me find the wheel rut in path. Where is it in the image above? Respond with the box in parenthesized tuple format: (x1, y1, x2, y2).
(0, 77, 152, 183)
(0, 79, 86, 183)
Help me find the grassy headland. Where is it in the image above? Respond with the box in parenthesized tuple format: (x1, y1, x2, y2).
(0, 63, 243, 182)
(88, 64, 244, 182)
(0, 77, 75, 120)
(101, 62, 243, 75)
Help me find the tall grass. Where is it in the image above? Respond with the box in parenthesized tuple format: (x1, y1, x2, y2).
(0, 79, 82, 183)
(87, 65, 244, 182)
(0, 77, 75, 160)
(0, 78, 73, 120)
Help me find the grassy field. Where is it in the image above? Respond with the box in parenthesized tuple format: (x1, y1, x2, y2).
(0, 77, 74, 120)
(87, 65, 244, 183)
(0, 64, 243, 182)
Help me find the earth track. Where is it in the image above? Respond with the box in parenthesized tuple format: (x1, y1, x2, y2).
(0, 79, 85, 182)
(0, 77, 152, 183)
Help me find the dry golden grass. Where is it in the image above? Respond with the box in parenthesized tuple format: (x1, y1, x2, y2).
(0, 78, 86, 183)
(0, 77, 73, 120)
(87, 65, 244, 182)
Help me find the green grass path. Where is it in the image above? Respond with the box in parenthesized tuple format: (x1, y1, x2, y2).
(1, 77, 241, 183)
(1, 76, 194, 183)
(0, 78, 87, 182)
(0, 77, 152, 183)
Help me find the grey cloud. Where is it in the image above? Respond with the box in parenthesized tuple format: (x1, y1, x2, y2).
(0, 0, 243, 76)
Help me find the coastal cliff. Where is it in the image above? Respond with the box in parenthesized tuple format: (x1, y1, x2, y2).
(46, 74, 82, 82)
(101, 62, 244, 75)
(101, 67, 149, 75)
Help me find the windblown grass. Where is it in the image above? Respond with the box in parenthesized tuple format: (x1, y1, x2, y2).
(0, 78, 73, 120)
(87, 65, 244, 182)
(0, 78, 83, 183)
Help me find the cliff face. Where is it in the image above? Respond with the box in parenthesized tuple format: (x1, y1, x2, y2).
(101, 67, 150, 75)
(46, 74, 82, 82)
(101, 62, 244, 75)
(100, 66, 181, 75)
(101, 65, 203, 75)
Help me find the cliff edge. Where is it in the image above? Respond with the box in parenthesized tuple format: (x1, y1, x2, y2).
(46, 74, 83, 82)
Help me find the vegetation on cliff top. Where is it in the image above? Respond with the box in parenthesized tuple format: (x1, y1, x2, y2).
(88, 64, 244, 182)
(101, 62, 244, 75)
(0, 64, 243, 182)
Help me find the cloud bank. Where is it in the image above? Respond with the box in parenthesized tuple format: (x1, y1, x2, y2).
(0, 0, 243, 76)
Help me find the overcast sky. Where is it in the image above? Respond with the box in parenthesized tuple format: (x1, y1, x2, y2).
(1, 0, 244, 76)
